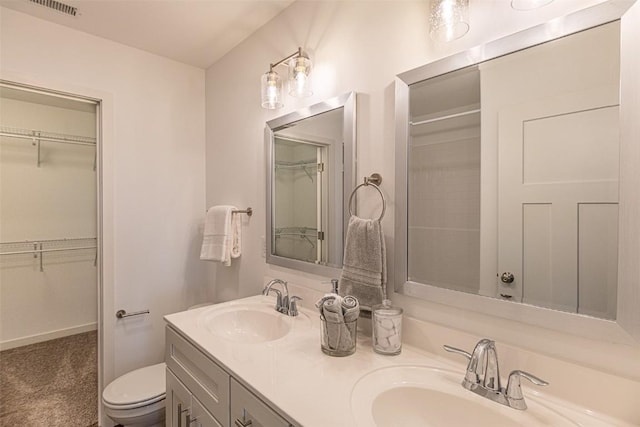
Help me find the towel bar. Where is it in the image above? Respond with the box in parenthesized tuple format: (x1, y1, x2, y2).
(233, 207, 253, 216)
(348, 174, 386, 221)
(116, 309, 150, 319)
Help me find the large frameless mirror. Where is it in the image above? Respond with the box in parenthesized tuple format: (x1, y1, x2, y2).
(395, 1, 640, 343)
(266, 92, 355, 276)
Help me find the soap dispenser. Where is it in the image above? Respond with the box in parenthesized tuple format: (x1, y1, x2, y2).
(372, 299, 403, 355)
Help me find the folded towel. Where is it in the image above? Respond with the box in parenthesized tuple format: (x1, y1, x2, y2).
(341, 295, 360, 343)
(339, 216, 386, 311)
(341, 295, 360, 322)
(200, 206, 241, 266)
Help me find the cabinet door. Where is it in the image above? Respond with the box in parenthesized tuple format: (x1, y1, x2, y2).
(166, 327, 230, 425)
(191, 395, 223, 427)
(167, 368, 191, 427)
(230, 379, 291, 427)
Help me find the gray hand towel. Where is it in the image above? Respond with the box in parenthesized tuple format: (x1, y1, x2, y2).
(316, 294, 358, 352)
(339, 216, 386, 311)
(322, 297, 347, 350)
(341, 295, 360, 322)
(341, 295, 360, 343)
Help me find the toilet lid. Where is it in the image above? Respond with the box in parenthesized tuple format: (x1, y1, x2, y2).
(103, 362, 166, 408)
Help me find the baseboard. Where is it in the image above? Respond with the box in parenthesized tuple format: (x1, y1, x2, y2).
(0, 322, 97, 351)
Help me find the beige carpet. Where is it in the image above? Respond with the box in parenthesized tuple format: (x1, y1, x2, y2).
(0, 330, 98, 427)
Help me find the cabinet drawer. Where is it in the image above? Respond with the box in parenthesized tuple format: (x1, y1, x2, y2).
(230, 378, 291, 427)
(166, 326, 230, 427)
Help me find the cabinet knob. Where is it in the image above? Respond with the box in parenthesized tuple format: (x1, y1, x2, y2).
(234, 418, 253, 427)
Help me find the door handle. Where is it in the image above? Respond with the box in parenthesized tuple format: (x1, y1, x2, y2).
(500, 272, 515, 284)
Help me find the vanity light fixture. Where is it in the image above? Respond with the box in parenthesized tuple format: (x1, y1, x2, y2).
(261, 47, 313, 110)
(511, 0, 554, 10)
(429, 0, 470, 42)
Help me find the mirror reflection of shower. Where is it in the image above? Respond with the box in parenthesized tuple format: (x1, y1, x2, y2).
(0, 82, 99, 427)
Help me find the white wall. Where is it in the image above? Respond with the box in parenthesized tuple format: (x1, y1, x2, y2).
(0, 7, 207, 415)
(0, 96, 97, 349)
(205, 0, 640, 422)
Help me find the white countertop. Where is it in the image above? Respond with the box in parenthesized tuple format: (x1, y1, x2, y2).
(164, 295, 632, 427)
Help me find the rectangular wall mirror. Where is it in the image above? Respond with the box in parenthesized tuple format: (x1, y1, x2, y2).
(395, 1, 640, 343)
(266, 92, 355, 276)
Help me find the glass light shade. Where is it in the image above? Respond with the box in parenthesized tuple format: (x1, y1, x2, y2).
(429, 0, 470, 42)
(261, 70, 283, 109)
(511, 0, 553, 10)
(288, 54, 313, 97)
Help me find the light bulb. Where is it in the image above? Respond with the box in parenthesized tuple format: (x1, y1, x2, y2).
(288, 54, 313, 97)
(429, 0, 470, 42)
(261, 70, 283, 109)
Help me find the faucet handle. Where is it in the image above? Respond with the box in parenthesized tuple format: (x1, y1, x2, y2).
(506, 370, 549, 410)
(288, 296, 302, 316)
(443, 344, 472, 361)
(444, 344, 476, 385)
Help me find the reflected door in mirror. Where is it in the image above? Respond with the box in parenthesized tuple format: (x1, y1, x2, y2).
(266, 92, 355, 276)
(273, 136, 328, 264)
(404, 21, 620, 320)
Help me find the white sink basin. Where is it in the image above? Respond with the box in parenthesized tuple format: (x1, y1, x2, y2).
(351, 366, 578, 426)
(197, 300, 310, 343)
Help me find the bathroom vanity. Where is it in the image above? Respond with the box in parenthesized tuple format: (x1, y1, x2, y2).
(164, 295, 633, 427)
(165, 326, 291, 427)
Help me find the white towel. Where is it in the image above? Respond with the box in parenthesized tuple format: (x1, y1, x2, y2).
(200, 206, 241, 265)
(339, 216, 386, 311)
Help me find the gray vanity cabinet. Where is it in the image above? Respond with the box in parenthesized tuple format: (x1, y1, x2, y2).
(165, 326, 295, 427)
(167, 369, 222, 427)
(230, 378, 291, 427)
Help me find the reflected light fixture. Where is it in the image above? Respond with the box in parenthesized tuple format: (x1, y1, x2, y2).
(261, 47, 313, 109)
(511, 0, 554, 10)
(429, 0, 470, 42)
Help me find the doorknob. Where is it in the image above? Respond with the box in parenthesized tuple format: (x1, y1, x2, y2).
(500, 272, 515, 284)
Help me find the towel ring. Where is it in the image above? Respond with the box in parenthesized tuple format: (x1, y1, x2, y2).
(348, 174, 386, 221)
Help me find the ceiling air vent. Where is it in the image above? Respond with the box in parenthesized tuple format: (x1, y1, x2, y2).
(29, 0, 78, 17)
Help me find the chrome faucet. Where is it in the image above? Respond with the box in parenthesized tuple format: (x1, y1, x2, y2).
(262, 279, 302, 316)
(444, 339, 548, 410)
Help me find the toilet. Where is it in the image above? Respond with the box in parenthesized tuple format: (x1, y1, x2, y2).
(102, 362, 167, 427)
(102, 303, 212, 426)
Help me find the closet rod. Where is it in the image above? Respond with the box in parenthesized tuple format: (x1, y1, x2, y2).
(275, 160, 318, 169)
(0, 131, 96, 147)
(410, 108, 481, 126)
(0, 237, 96, 245)
(0, 245, 96, 256)
(275, 226, 317, 233)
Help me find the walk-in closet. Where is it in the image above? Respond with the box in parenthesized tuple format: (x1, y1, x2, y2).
(0, 83, 98, 426)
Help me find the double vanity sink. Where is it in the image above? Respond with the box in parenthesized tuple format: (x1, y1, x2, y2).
(165, 295, 630, 426)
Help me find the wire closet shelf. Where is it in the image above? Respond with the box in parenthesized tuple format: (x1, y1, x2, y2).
(0, 126, 96, 146)
(0, 125, 97, 168)
(0, 237, 97, 272)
